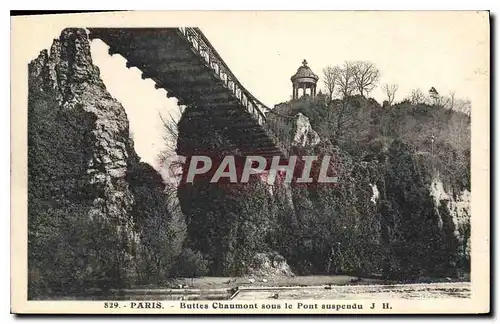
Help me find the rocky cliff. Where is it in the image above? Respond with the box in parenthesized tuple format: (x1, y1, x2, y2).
(27, 28, 176, 297)
(174, 95, 471, 279)
(266, 97, 471, 278)
(28, 28, 471, 293)
(176, 106, 280, 276)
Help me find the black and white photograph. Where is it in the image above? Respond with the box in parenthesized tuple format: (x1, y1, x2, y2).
(10, 11, 490, 314)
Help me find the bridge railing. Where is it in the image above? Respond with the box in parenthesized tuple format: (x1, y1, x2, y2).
(178, 27, 297, 154)
(178, 27, 267, 126)
(262, 109, 297, 154)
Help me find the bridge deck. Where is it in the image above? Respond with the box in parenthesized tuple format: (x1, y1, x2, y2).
(88, 28, 286, 158)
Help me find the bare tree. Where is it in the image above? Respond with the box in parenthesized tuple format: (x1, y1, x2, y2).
(352, 61, 381, 97)
(429, 87, 456, 108)
(408, 88, 426, 105)
(447, 91, 456, 110)
(382, 83, 399, 106)
(327, 62, 358, 142)
(446, 97, 471, 150)
(336, 61, 356, 99)
(436, 89, 471, 116)
(325, 61, 378, 142)
(322, 66, 339, 103)
(455, 98, 471, 116)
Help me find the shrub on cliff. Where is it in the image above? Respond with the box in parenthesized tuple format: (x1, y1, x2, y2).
(271, 96, 470, 279)
(171, 248, 210, 278)
(28, 207, 132, 298)
(178, 177, 277, 276)
(127, 162, 184, 283)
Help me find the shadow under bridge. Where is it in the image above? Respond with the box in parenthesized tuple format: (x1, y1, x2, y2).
(88, 27, 296, 159)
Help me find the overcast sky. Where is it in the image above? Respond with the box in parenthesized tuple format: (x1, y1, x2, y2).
(18, 11, 489, 167)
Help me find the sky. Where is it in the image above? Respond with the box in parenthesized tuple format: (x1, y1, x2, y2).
(16, 11, 489, 168)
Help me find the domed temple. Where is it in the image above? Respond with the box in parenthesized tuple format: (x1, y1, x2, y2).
(291, 59, 319, 100)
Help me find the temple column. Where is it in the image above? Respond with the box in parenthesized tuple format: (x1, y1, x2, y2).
(291, 59, 319, 100)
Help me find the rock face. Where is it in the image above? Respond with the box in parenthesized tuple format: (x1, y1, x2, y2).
(176, 106, 280, 276)
(29, 28, 138, 219)
(428, 178, 471, 267)
(246, 252, 294, 277)
(291, 113, 320, 147)
(378, 140, 470, 278)
(27, 28, 471, 287)
(176, 95, 470, 279)
(27, 28, 155, 295)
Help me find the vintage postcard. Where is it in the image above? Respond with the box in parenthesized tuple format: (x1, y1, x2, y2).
(11, 11, 490, 314)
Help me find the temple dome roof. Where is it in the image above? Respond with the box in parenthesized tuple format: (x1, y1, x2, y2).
(291, 60, 319, 82)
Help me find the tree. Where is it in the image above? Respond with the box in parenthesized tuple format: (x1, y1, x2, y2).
(455, 98, 472, 116)
(352, 61, 380, 97)
(321, 61, 359, 143)
(322, 66, 339, 103)
(336, 61, 356, 99)
(382, 83, 399, 106)
(172, 248, 210, 285)
(446, 91, 456, 110)
(407, 88, 426, 105)
(435, 90, 471, 116)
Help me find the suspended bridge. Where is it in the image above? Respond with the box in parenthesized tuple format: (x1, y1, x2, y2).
(88, 27, 296, 158)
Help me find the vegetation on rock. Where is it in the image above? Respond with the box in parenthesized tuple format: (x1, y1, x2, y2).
(28, 30, 471, 299)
